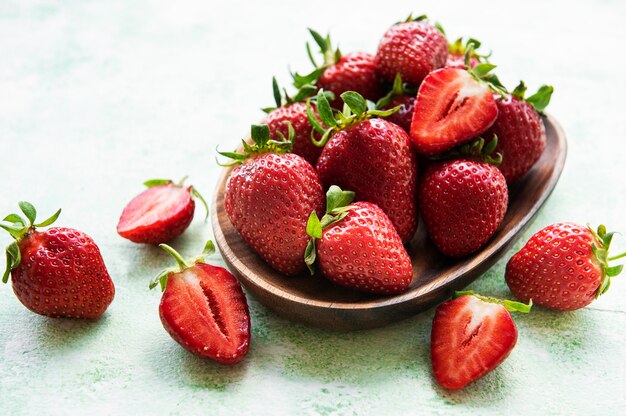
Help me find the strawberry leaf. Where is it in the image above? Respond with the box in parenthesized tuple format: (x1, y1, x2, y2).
(306, 211, 322, 239)
(314, 89, 337, 127)
(144, 179, 172, 188)
(33, 208, 62, 228)
(304, 239, 317, 275)
(340, 91, 367, 116)
(251, 124, 270, 147)
(18, 201, 36, 225)
(202, 240, 216, 258)
(526, 85, 554, 113)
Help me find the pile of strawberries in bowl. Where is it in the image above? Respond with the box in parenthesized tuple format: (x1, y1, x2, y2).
(2, 14, 623, 391)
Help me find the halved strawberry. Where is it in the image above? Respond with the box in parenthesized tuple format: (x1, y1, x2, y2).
(431, 291, 531, 390)
(117, 177, 208, 244)
(410, 67, 501, 155)
(151, 241, 250, 365)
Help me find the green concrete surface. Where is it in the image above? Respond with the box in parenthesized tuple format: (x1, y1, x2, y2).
(1, 1, 625, 415)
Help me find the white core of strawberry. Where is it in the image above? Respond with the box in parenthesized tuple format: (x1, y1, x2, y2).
(457, 72, 488, 99)
(465, 296, 499, 334)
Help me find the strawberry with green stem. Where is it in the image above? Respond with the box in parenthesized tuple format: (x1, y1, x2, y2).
(431, 291, 531, 390)
(150, 240, 250, 364)
(292, 29, 383, 108)
(117, 176, 208, 244)
(308, 89, 419, 243)
(219, 124, 325, 276)
(446, 37, 488, 69)
(506, 223, 625, 311)
(486, 81, 554, 183)
(304, 186, 413, 294)
(2, 202, 115, 318)
(263, 77, 329, 165)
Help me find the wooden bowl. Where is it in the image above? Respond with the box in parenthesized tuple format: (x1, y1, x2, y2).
(211, 114, 567, 331)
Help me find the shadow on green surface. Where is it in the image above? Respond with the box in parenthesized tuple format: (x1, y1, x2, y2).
(35, 313, 109, 352)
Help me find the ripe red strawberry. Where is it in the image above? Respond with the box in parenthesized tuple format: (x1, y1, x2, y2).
(311, 90, 418, 242)
(293, 30, 383, 108)
(375, 15, 448, 86)
(305, 186, 413, 294)
(221, 124, 324, 276)
(151, 241, 250, 364)
(419, 157, 508, 257)
(117, 177, 208, 244)
(431, 291, 531, 390)
(410, 66, 500, 156)
(375, 74, 417, 133)
(486, 82, 554, 183)
(506, 223, 624, 311)
(1, 202, 115, 318)
(263, 77, 326, 165)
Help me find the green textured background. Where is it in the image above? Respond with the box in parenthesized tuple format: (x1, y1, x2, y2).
(1, 1, 625, 415)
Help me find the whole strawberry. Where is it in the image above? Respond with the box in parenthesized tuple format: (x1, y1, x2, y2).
(419, 152, 508, 257)
(151, 241, 250, 365)
(375, 15, 448, 86)
(1, 202, 115, 318)
(311, 90, 418, 242)
(486, 81, 554, 183)
(375, 74, 417, 133)
(263, 78, 325, 165)
(117, 177, 208, 244)
(410, 65, 504, 156)
(305, 186, 413, 294)
(221, 124, 324, 276)
(506, 223, 624, 311)
(293, 29, 383, 108)
(431, 291, 531, 390)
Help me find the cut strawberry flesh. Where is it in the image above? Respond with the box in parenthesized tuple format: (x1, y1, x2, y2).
(431, 295, 517, 390)
(159, 262, 250, 365)
(117, 184, 190, 233)
(411, 68, 498, 155)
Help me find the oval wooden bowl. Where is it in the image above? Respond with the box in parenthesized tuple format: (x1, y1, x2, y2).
(211, 114, 567, 331)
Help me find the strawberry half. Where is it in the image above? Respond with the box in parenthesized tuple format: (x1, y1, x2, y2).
(2, 202, 115, 318)
(117, 177, 208, 244)
(410, 66, 501, 156)
(506, 223, 625, 311)
(150, 241, 250, 365)
(431, 291, 531, 390)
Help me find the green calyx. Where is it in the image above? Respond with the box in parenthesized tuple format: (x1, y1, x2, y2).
(397, 13, 429, 25)
(454, 290, 533, 313)
(304, 185, 356, 275)
(430, 135, 503, 166)
(292, 28, 341, 89)
(144, 176, 209, 221)
(217, 123, 294, 167)
(262, 77, 319, 113)
(449, 37, 491, 62)
(306, 89, 401, 148)
(1, 201, 62, 283)
(149, 240, 216, 292)
(589, 225, 625, 298)
(511, 81, 554, 114)
(375, 74, 418, 110)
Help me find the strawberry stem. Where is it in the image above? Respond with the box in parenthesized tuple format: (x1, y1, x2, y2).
(608, 252, 626, 261)
(454, 290, 532, 313)
(159, 244, 190, 271)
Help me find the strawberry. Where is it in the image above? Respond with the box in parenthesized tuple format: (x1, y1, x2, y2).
(375, 15, 448, 86)
(292, 29, 383, 108)
(431, 291, 531, 390)
(419, 152, 508, 257)
(375, 74, 417, 133)
(117, 177, 208, 244)
(445, 37, 485, 69)
(150, 241, 250, 364)
(305, 186, 413, 294)
(410, 66, 503, 156)
(506, 223, 625, 311)
(486, 81, 554, 183)
(220, 124, 325, 276)
(1, 202, 115, 318)
(311, 90, 418, 242)
(263, 77, 326, 165)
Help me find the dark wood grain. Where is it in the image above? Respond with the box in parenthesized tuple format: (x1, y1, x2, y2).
(211, 114, 567, 331)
